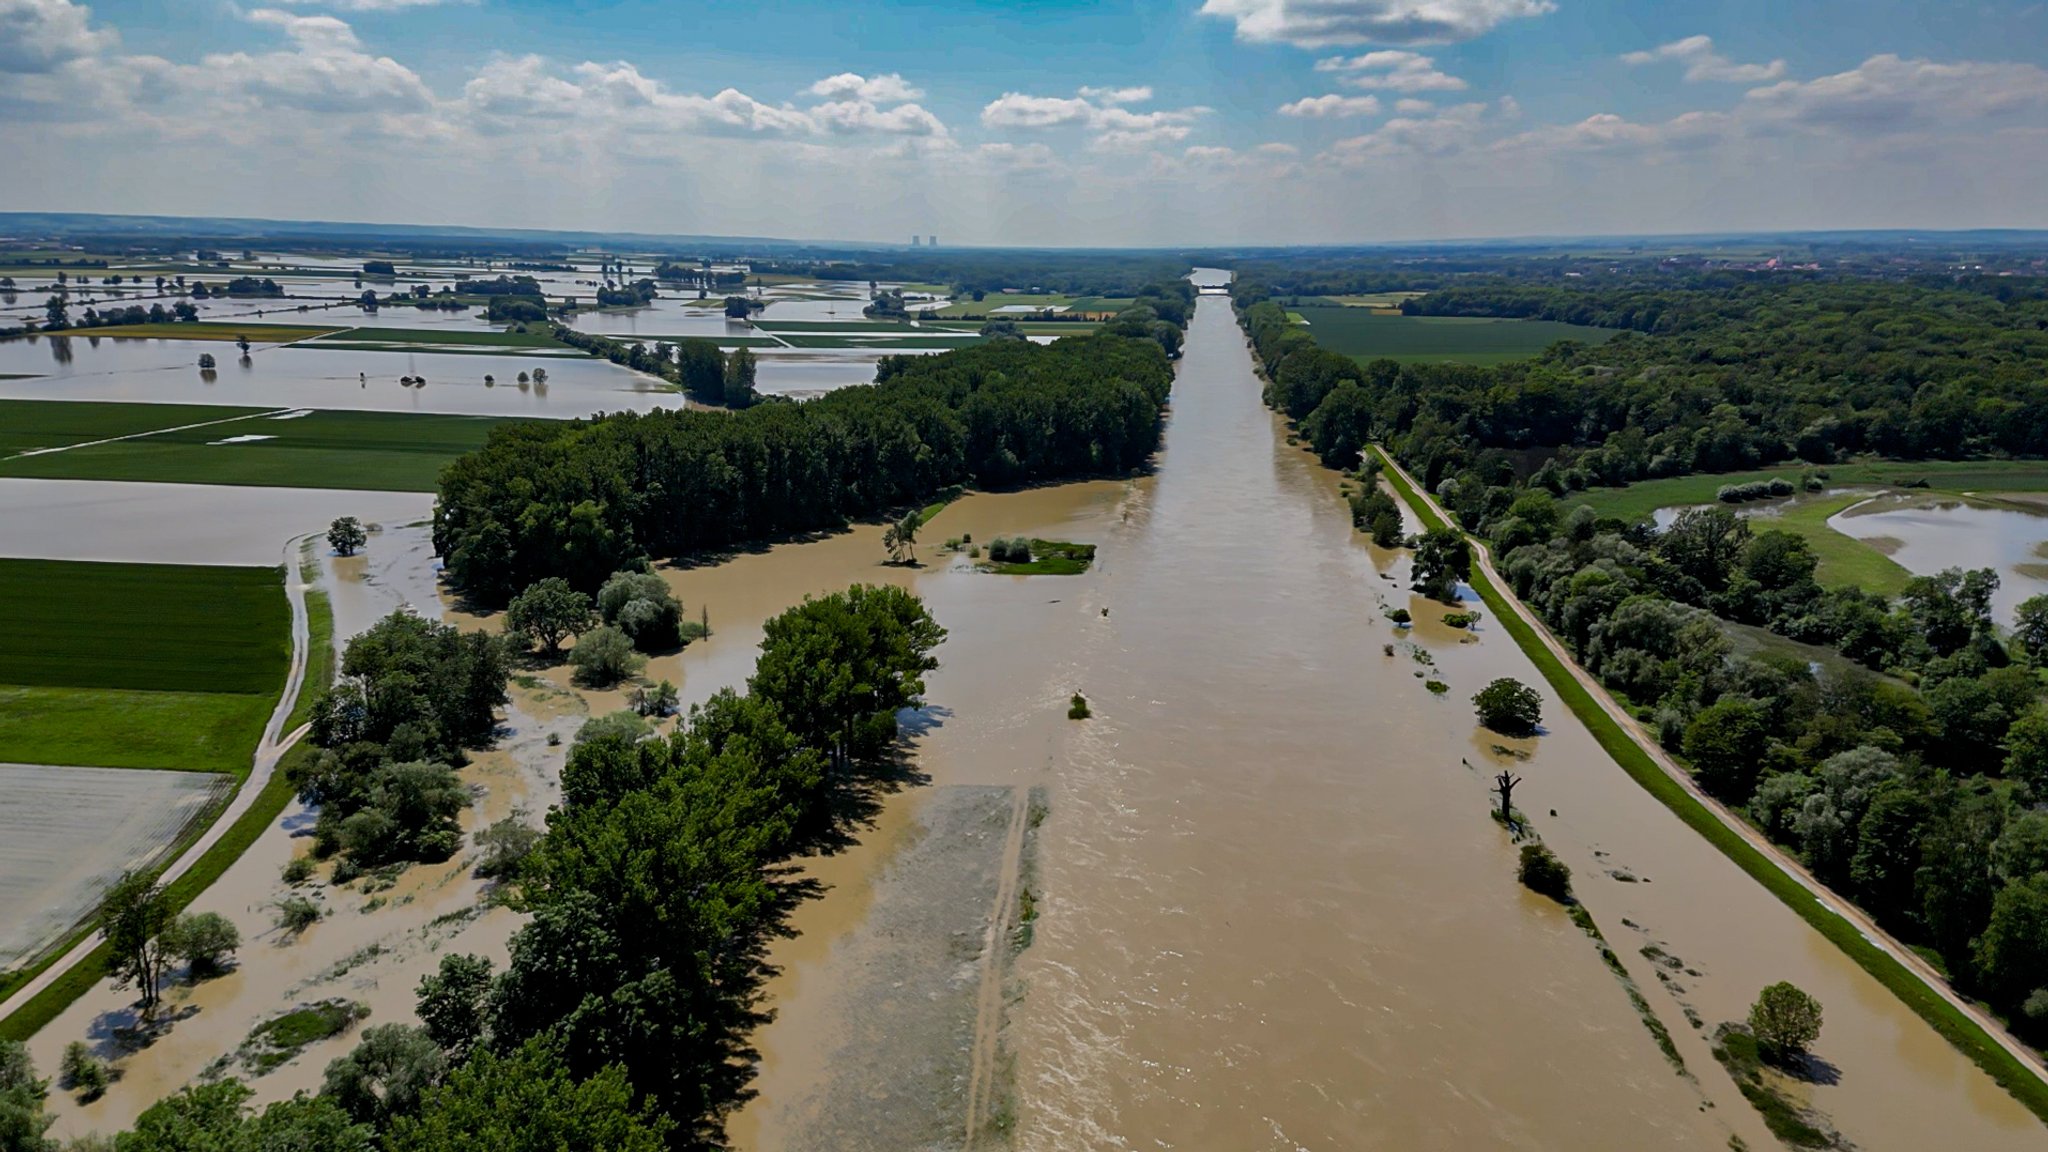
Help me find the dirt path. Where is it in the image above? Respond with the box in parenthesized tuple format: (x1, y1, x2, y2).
(0, 534, 314, 1027)
(961, 788, 1029, 1148)
(1378, 450, 2048, 1089)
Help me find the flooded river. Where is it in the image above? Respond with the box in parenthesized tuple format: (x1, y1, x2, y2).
(730, 291, 2046, 1149)
(23, 294, 2044, 1149)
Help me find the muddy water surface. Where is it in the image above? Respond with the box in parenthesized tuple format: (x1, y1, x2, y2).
(1831, 493, 2048, 621)
(733, 294, 2046, 1150)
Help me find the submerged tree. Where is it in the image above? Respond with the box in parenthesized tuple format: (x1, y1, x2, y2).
(1747, 981, 1823, 1063)
(328, 516, 368, 557)
(1473, 678, 1542, 737)
(99, 871, 175, 1012)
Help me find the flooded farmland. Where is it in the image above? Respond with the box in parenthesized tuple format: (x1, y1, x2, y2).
(0, 479, 433, 565)
(1831, 493, 2048, 621)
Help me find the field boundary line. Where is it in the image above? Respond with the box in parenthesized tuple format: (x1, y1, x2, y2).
(0, 534, 314, 1035)
(1370, 445, 2048, 1123)
(4, 407, 295, 462)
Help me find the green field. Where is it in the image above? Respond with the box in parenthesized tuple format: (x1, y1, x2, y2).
(775, 333, 984, 349)
(51, 322, 341, 343)
(935, 293, 1080, 317)
(308, 324, 570, 349)
(1567, 459, 2048, 596)
(0, 559, 288, 772)
(1313, 292, 1427, 308)
(1293, 307, 1617, 365)
(0, 400, 514, 491)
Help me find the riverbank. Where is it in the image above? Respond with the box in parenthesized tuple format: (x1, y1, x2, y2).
(1374, 444, 2048, 1127)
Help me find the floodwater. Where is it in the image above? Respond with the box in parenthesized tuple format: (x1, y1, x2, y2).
(0, 479, 433, 565)
(0, 336, 678, 418)
(1831, 493, 2048, 621)
(726, 291, 2046, 1149)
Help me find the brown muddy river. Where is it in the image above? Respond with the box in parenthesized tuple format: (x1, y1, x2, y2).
(730, 291, 2047, 1150)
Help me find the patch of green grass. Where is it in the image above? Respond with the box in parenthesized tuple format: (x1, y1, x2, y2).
(1373, 446, 2048, 1129)
(232, 999, 369, 1074)
(54, 322, 342, 343)
(775, 333, 984, 349)
(0, 405, 516, 492)
(1569, 458, 2048, 522)
(0, 399, 274, 457)
(0, 686, 273, 774)
(1711, 1026, 1836, 1148)
(935, 293, 1079, 318)
(986, 539, 1097, 576)
(287, 586, 334, 733)
(311, 324, 567, 348)
(0, 559, 287, 694)
(1295, 306, 1616, 365)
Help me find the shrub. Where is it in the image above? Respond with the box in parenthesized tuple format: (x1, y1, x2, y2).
(1442, 611, 1480, 629)
(569, 625, 640, 687)
(630, 679, 679, 717)
(167, 911, 242, 977)
(282, 856, 315, 884)
(1068, 693, 1090, 719)
(474, 818, 540, 880)
(1518, 843, 1573, 902)
(597, 570, 684, 651)
(1473, 677, 1542, 736)
(988, 537, 1033, 564)
(1425, 679, 1449, 695)
(1386, 607, 1412, 625)
(1748, 982, 1823, 1063)
(60, 1041, 108, 1100)
(277, 896, 324, 934)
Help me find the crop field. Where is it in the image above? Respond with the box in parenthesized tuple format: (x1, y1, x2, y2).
(1567, 459, 2048, 522)
(1293, 306, 1617, 364)
(0, 559, 287, 772)
(0, 401, 514, 491)
(775, 333, 984, 349)
(52, 322, 342, 343)
(0, 764, 231, 970)
(306, 324, 569, 349)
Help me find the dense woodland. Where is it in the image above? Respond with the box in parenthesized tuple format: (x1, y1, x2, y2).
(436, 287, 1189, 604)
(1237, 266, 2048, 1042)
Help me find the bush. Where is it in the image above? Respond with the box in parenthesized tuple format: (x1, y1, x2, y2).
(1386, 607, 1412, 625)
(631, 679, 679, 717)
(1473, 677, 1542, 736)
(1518, 844, 1573, 902)
(1442, 611, 1480, 629)
(282, 856, 315, 884)
(597, 570, 685, 652)
(569, 625, 640, 688)
(1425, 679, 1449, 695)
(988, 537, 1033, 564)
(474, 818, 540, 880)
(277, 896, 324, 934)
(60, 1041, 108, 1100)
(506, 578, 593, 657)
(1068, 693, 1090, 719)
(167, 911, 242, 977)
(1748, 981, 1823, 1062)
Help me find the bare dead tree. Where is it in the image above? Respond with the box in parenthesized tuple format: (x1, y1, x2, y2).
(1494, 770, 1522, 829)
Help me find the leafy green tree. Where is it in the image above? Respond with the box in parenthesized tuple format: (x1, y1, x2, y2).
(322, 1024, 446, 1128)
(1410, 527, 1469, 603)
(568, 625, 639, 688)
(327, 517, 367, 558)
(166, 911, 241, 978)
(0, 1040, 53, 1152)
(1747, 982, 1823, 1062)
(1850, 779, 1934, 925)
(1681, 698, 1769, 803)
(1471, 678, 1542, 737)
(1974, 874, 2048, 1014)
(416, 954, 494, 1061)
(1900, 567, 1998, 658)
(59, 1041, 107, 1101)
(506, 578, 593, 657)
(2004, 706, 2048, 796)
(723, 346, 759, 406)
(1657, 507, 1750, 597)
(118, 1081, 372, 1152)
(884, 509, 921, 564)
(595, 570, 683, 652)
(1517, 843, 1572, 902)
(2012, 594, 2048, 667)
(749, 584, 946, 771)
(99, 871, 175, 1012)
(386, 1042, 669, 1152)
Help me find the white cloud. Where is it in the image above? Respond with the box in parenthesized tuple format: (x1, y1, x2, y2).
(1256, 141, 1299, 155)
(1078, 85, 1152, 104)
(1314, 50, 1466, 91)
(1278, 92, 1382, 117)
(808, 72, 923, 103)
(0, 0, 116, 73)
(1199, 0, 1553, 48)
(812, 98, 947, 136)
(1742, 54, 2048, 130)
(981, 86, 1206, 149)
(197, 8, 434, 114)
(1394, 97, 1433, 113)
(1621, 35, 1785, 83)
(1323, 101, 1488, 161)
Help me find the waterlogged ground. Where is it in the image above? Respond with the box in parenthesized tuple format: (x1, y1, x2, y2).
(1832, 492, 2048, 621)
(0, 479, 433, 566)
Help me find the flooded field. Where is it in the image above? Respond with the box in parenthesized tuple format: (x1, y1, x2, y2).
(0, 336, 677, 417)
(0, 479, 433, 565)
(0, 765, 231, 969)
(1832, 493, 2048, 620)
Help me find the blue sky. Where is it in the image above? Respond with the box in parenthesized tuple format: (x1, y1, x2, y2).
(5, 0, 2048, 244)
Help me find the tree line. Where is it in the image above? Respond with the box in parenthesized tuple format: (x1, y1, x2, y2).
(1236, 269, 2048, 1042)
(435, 319, 1180, 605)
(0, 585, 948, 1151)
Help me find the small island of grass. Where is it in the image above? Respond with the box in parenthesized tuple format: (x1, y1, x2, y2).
(982, 538, 1096, 575)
